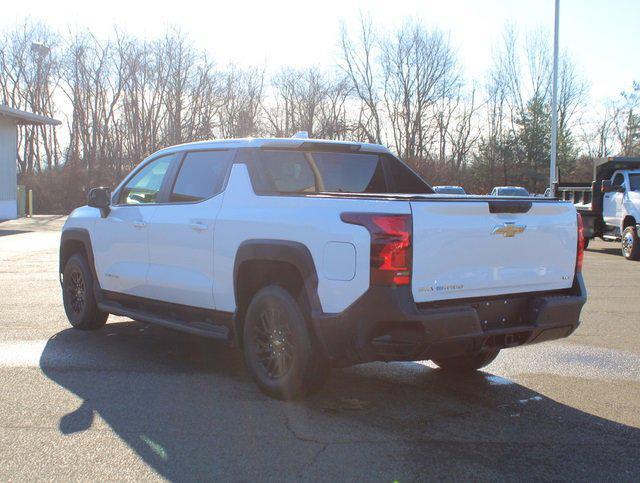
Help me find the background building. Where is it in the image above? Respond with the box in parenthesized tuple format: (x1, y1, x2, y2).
(0, 105, 60, 219)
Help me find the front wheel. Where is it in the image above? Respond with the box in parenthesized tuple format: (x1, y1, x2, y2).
(62, 253, 108, 330)
(242, 286, 329, 400)
(622, 226, 640, 260)
(432, 349, 500, 373)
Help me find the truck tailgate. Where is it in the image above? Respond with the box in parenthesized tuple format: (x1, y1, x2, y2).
(410, 199, 577, 303)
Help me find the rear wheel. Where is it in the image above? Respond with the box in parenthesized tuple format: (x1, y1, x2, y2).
(433, 349, 500, 372)
(243, 285, 329, 399)
(621, 226, 640, 260)
(62, 253, 108, 330)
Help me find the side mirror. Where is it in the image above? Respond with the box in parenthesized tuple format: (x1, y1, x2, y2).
(88, 187, 111, 217)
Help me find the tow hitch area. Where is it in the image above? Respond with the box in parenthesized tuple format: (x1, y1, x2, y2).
(484, 331, 531, 349)
(475, 297, 529, 331)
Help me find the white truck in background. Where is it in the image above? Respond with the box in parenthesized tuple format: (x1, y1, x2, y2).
(59, 137, 587, 399)
(558, 157, 640, 260)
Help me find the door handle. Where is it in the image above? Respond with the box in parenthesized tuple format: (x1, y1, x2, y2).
(133, 220, 146, 229)
(189, 222, 208, 231)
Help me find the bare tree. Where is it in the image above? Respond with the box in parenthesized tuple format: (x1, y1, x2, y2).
(0, 17, 601, 211)
(447, 86, 481, 181)
(339, 15, 383, 143)
(482, 57, 510, 187)
(0, 20, 61, 173)
(315, 75, 352, 139)
(218, 65, 264, 138)
(264, 67, 351, 139)
(381, 21, 459, 161)
(613, 82, 640, 156)
(579, 108, 616, 159)
(479, 26, 589, 189)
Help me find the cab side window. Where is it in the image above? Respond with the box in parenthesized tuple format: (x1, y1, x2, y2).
(170, 150, 231, 202)
(118, 155, 174, 205)
(612, 173, 625, 188)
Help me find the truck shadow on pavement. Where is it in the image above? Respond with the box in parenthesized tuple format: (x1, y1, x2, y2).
(41, 321, 639, 481)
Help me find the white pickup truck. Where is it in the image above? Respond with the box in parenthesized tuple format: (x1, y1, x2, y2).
(60, 137, 587, 399)
(558, 157, 640, 260)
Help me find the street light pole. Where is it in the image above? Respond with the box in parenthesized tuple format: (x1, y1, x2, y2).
(550, 0, 560, 194)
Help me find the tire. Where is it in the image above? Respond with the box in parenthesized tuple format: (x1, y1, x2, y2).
(621, 226, 640, 261)
(433, 349, 500, 373)
(242, 285, 330, 400)
(583, 237, 590, 250)
(62, 253, 108, 330)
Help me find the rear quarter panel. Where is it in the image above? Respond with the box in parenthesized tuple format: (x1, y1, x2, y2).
(213, 163, 411, 313)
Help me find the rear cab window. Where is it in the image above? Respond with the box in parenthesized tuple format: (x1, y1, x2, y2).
(253, 148, 431, 195)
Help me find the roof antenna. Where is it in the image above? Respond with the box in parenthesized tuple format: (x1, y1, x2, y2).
(291, 131, 309, 139)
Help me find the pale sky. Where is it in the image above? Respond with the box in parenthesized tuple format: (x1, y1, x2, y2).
(2, 0, 638, 105)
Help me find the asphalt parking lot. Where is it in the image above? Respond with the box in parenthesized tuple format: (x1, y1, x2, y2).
(0, 216, 638, 481)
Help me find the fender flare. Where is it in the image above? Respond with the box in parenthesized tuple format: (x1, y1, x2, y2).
(621, 215, 637, 232)
(233, 239, 322, 316)
(59, 228, 102, 298)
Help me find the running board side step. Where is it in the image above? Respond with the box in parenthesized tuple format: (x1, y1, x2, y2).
(98, 301, 230, 341)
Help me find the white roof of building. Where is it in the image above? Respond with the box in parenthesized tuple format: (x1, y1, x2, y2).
(0, 105, 61, 126)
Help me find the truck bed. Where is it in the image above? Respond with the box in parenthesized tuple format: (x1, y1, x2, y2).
(557, 182, 600, 214)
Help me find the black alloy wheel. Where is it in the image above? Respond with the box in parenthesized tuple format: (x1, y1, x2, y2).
(62, 253, 108, 330)
(65, 268, 86, 316)
(243, 285, 330, 399)
(253, 306, 294, 379)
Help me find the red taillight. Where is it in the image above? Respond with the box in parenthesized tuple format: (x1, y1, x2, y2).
(576, 213, 584, 273)
(341, 213, 412, 286)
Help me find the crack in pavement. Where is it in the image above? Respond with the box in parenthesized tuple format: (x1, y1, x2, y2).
(300, 443, 328, 480)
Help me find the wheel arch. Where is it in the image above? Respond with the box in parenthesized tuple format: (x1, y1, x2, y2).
(59, 228, 101, 295)
(622, 215, 636, 230)
(233, 240, 322, 346)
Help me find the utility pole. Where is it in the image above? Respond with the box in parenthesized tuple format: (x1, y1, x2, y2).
(550, 0, 560, 194)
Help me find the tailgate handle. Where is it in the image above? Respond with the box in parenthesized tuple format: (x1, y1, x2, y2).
(488, 201, 532, 214)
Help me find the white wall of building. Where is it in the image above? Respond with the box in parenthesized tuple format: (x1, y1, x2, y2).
(0, 118, 18, 220)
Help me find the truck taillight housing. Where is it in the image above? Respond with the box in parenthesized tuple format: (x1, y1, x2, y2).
(341, 213, 412, 286)
(576, 213, 585, 273)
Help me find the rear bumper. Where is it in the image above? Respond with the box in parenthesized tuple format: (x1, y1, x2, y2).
(312, 274, 587, 366)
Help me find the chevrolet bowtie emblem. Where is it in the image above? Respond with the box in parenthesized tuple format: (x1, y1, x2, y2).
(492, 222, 526, 237)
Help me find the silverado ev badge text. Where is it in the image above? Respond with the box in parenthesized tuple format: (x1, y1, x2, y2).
(492, 222, 526, 238)
(419, 284, 464, 293)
